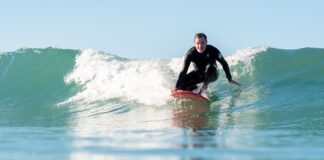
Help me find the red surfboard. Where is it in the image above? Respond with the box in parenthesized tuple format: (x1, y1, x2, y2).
(171, 90, 209, 102)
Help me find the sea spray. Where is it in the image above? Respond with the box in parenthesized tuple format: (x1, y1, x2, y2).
(64, 49, 172, 106)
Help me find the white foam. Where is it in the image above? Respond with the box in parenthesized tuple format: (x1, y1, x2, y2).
(64, 49, 172, 106)
(226, 46, 269, 77)
(168, 57, 186, 74)
(227, 46, 269, 65)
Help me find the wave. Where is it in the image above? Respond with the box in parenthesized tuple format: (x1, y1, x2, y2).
(0, 48, 78, 126)
(0, 47, 323, 127)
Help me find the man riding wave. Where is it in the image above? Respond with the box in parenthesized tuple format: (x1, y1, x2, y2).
(173, 33, 240, 93)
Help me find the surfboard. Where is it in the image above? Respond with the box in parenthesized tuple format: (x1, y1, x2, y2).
(171, 90, 209, 102)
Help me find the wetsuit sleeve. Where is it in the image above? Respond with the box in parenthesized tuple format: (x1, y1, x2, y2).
(216, 50, 232, 81)
(175, 51, 191, 88)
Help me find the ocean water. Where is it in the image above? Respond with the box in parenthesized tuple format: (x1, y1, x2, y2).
(0, 47, 324, 159)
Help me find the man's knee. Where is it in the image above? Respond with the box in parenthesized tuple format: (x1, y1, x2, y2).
(205, 65, 219, 83)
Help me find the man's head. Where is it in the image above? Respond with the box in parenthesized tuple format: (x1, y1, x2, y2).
(194, 33, 207, 53)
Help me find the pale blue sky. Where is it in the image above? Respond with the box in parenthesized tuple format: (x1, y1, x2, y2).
(1, 0, 323, 58)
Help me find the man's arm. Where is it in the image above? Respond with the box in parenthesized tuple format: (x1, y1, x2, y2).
(216, 51, 241, 86)
(217, 54, 232, 81)
(175, 54, 191, 89)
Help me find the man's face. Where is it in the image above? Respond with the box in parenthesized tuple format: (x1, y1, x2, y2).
(194, 37, 207, 53)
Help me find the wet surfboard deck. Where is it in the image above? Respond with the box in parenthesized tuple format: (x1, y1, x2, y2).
(171, 90, 209, 102)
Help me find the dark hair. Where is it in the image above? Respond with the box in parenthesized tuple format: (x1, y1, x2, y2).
(194, 33, 207, 42)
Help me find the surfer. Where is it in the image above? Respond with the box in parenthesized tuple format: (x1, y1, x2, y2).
(173, 33, 240, 92)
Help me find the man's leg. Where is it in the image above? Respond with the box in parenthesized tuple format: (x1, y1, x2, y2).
(199, 65, 219, 93)
(205, 65, 219, 83)
(178, 71, 205, 91)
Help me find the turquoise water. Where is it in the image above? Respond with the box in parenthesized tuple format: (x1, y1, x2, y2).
(0, 47, 324, 159)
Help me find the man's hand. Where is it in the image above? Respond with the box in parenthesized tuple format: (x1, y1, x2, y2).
(229, 80, 241, 86)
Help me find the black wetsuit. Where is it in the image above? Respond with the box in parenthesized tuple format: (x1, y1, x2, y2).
(175, 45, 232, 91)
